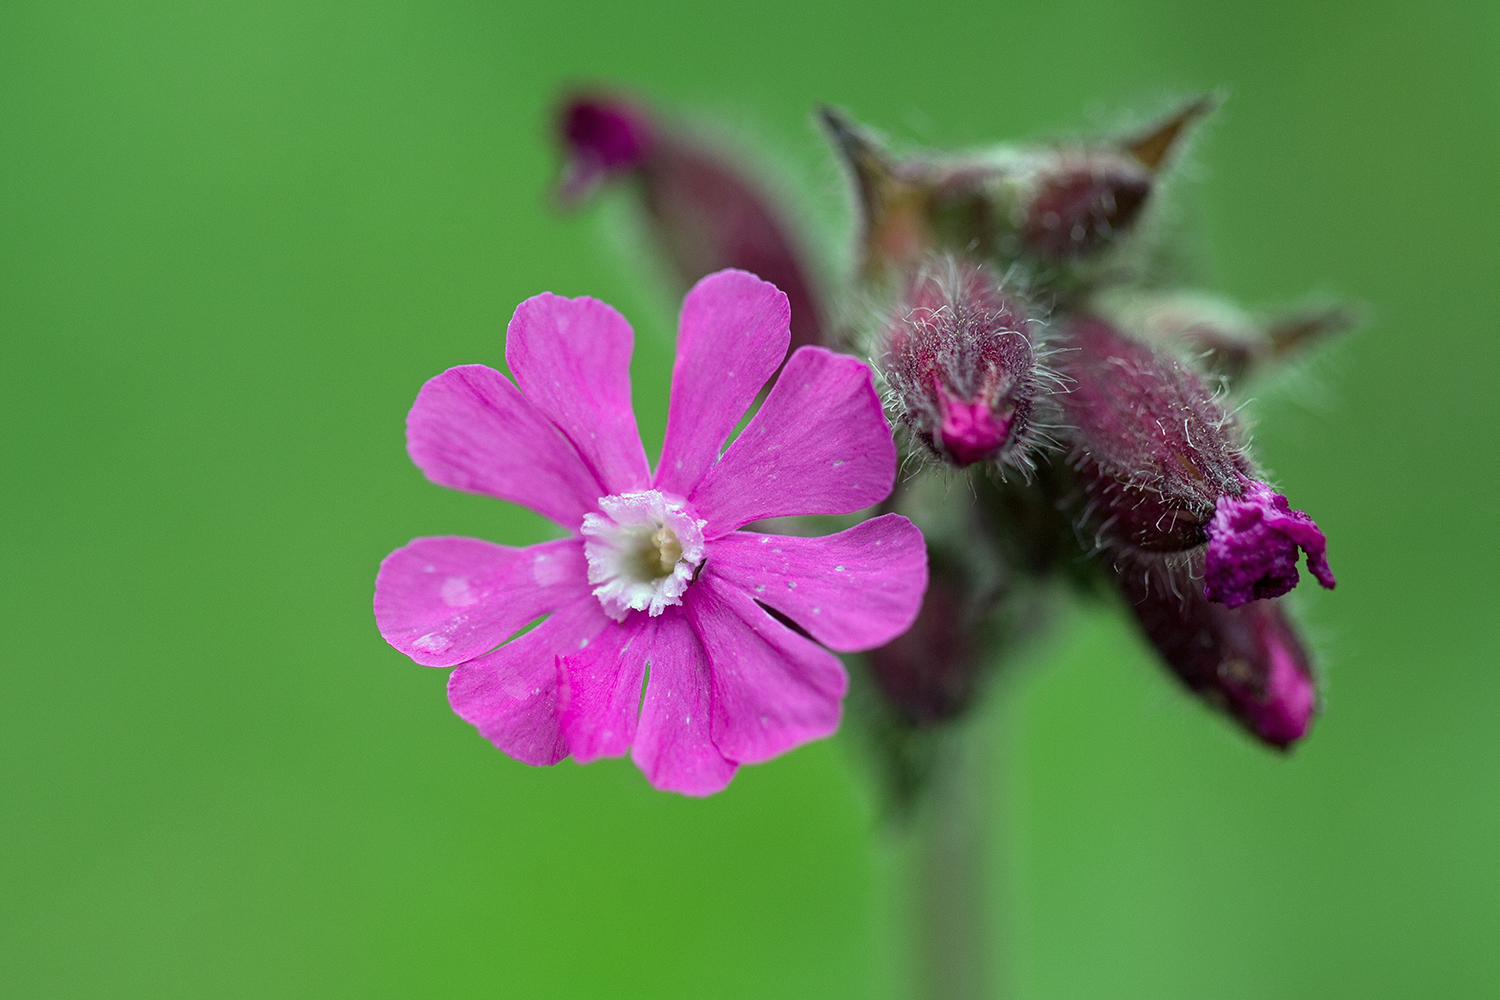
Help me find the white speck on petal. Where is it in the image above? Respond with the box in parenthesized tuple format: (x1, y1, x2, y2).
(834, 565, 845, 572)
(532, 551, 568, 587)
(413, 632, 451, 653)
(439, 576, 477, 607)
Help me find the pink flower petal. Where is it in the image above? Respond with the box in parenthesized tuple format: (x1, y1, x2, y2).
(632, 612, 738, 796)
(557, 615, 653, 765)
(375, 536, 590, 667)
(689, 346, 896, 535)
(506, 293, 651, 495)
(706, 514, 927, 653)
(653, 270, 791, 497)
(447, 595, 614, 766)
(407, 365, 604, 530)
(684, 571, 848, 766)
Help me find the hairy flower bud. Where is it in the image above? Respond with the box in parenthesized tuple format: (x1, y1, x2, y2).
(819, 97, 1213, 281)
(556, 92, 824, 354)
(1060, 316, 1334, 603)
(1122, 573, 1318, 748)
(1089, 287, 1361, 382)
(881, 258, 1045, 470)
(1010, 152, 1153, 263)
(1060, 315, 1247, 547)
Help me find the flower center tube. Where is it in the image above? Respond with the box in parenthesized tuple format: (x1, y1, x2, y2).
(581, 490, 707, 621)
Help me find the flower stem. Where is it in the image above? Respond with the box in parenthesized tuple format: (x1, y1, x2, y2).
(882, 714, 1001, 1000)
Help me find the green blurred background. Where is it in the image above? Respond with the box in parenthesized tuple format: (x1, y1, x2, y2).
(3, 1, 1496, 996)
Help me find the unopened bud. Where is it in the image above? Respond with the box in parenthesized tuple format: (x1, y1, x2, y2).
(1011, 152, 1153, 262)
(1123, 573, 1318, 748)
(1012, 96, 1215, 264)
(819, 96, 1214, 280)
(1060, 315, 1246, 548)
(881, 259, 1043, 470)
(556, 96, 656, 205)
(1089, 287, 1361, 382)
(864, 567, 987, 726)
(556, 91, 825, 354)
(1060, 316, 1334, 603)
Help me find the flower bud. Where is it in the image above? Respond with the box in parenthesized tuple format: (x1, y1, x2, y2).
(556, 95, 656, 205)
(555, 91, 825, 354)
(1088, 287, 1361, 382)
(880, 258, 1044, 470)
(864, 564, 988, 726)
(818, 96, 1213, 280)
(1010, 94, 1214, 263)
(1122, 573, 1318, 748)
(1059, 316, 1334, 603)
(1008, 151, 1154, 263)
(1060, 314, 1247, 547)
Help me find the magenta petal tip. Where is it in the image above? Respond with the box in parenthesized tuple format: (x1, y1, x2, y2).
(1204, 480, 1335, 607)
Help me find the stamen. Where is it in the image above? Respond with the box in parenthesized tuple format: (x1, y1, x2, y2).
(581, 490, 707, 621)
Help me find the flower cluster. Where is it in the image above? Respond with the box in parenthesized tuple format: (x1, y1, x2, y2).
(376, 271, 926, 795)
(373, 89, 1353, 803)
(552, 91, 1349, 771)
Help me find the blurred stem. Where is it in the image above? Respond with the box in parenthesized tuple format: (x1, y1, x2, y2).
(912, 720, 998, 1000)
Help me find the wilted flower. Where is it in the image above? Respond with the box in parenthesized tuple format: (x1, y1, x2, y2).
(375, 270, 927, 795)
(1204, 481, 1336, 607)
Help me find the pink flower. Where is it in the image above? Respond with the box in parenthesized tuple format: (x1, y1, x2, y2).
(375, 270, 927, 795)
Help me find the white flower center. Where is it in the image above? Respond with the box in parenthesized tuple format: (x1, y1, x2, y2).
(581, 490, 707, 621)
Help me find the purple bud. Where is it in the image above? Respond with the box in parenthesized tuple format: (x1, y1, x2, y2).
(1061, 316, 1335, 605)
(865, 568, 986, 726)
(1060, 315, 1247, 547)
(1015, 153, 1153, 262)
(1123, 573, 1318, 748)
(881, 259, 1042, 469)
(1022, 97, 1217, 263)
(556, 95, 656, 205)
(1204, 480, 1336, 607)
(555, 91, 825, 354)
